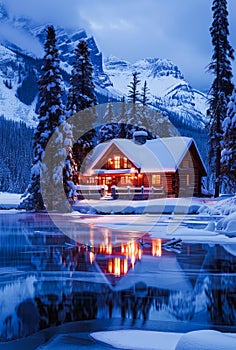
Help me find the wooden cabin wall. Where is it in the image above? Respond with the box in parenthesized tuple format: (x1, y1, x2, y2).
(178, 149, 201, 196)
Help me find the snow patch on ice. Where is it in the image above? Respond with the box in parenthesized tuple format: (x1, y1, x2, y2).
(175, 330, 236, 350)
(0, 192, 22, 209)
(91, 330, 236, 350)
(91, 330, 182, 350)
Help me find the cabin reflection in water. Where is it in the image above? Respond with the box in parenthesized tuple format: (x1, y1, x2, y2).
(88, 237, 162, 284)
(1, 225, 236, 342)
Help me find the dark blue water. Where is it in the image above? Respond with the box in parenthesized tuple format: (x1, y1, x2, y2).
(0, 212, 236, 349)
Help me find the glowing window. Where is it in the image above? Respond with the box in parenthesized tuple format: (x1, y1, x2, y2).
(186, 174, 190, 185)
(152, 174, 161, 185)
(114, 156, 120, 169)
(123, 157, 128, 168)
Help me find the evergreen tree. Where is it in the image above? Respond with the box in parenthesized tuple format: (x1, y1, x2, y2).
(0, 116, 33, 194)
(62, 120, 77, 200)
(126, 72, 140, 138)
(221, 86, 236, 193)
(67, 40, 98, 171)
(99, 102, 118, 142)
(128, 71, 140, 104)
(127, 74, 153, 138)
(21, 25, 65, 211)
(141, 80, 149, 106)
(118, 97, 129, 138)
(207, 0, 234, 197)
(67, 40, 97, 114)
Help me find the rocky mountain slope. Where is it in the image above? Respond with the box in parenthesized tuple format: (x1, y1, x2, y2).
(0, 3, 208, 130)
(104, 56, 208, 129)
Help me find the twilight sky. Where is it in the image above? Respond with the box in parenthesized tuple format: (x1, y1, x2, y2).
(2, 0, 236, 92)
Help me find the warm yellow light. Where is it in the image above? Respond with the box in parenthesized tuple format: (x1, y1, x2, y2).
(138, 248, 142, 260)
(114, 258, 121, 276)
(123, 259, 128, 274)
(152, 239, 162, 257)
(89, 252, 95, 264)
(131, 254, 135, 269)
(107, 244, 112, 254)
(108, 260, 113, 273)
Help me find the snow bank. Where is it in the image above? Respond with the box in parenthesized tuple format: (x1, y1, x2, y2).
(198, 196, 236, 216)
(175, 330, 236, 350)
(197, 196, 236, 237)
(91, 330, 182, 350)
(73, 197, 202, 215)
(91, 330, 236, 350)
(0, 192, 22, 209)
(216, 211, 236, 236)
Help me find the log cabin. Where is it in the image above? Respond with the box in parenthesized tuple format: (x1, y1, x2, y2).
(79, 132, 207, 198)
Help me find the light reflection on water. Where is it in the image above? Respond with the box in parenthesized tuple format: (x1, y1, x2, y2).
(0, 212, 236, 342)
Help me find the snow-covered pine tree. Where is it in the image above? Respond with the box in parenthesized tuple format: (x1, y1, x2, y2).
(127, 73, 154, 139)
(99, 102, 118, 142)
(141, 80, 149, 107)
(221, 86, 236, 193)
(128, 71, 141, 104)
(208, 0, 234, 197)
(21, 25, 65, 211)
(67, 40, 98, 171)
(62, 120, 77, 200)
(118, 97, 128, 138)
(67, 40, 97, 114)
(139, 80, 157, 138)
(0, 116, 33, 194)
(126, 72, 142, 138)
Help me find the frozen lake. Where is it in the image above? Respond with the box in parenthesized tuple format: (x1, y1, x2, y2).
(0, 212, 236, 349)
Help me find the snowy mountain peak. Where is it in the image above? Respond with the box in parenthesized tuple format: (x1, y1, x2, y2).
(0, 8, 208, 130)
(133, 57, 184, 80)
(105, 56, 184, 81)
(104, 56, 208, 129)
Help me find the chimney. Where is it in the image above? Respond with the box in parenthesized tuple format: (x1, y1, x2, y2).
(133, 130, 148, 145)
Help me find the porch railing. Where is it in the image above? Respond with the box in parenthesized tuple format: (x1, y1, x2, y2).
(75, 185, 166, 200)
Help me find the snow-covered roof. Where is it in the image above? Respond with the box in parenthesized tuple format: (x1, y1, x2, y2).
(83, 137, 207, 175)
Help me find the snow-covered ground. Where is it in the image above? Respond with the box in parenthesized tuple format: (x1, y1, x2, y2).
(90, 330, 236, 350)
(199, 195, 236, 215)
(68, 196, 236, 243)
(0, 192, 22, 209)
(1, 193, 236, 241)
(73, 197, 205, 214)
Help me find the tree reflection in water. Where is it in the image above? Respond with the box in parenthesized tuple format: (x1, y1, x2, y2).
(1, 227, 236, 341)
(31, 237, 170, 329)
(204, 245, 236, 326)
